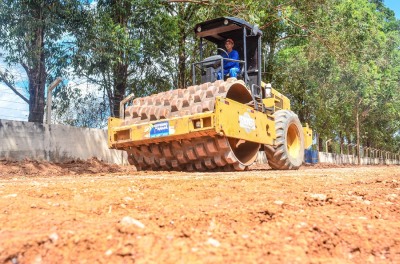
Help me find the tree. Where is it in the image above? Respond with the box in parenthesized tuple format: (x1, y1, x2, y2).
(327, 0, 400, 155)
(0, 0, 85, 123)
(72, 0, 178, 118)
(52, 84, 109, 128)
(255, 0, 400, 154)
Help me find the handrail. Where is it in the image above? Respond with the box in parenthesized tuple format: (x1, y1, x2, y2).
(119, 93, 135, 119)
(192, 58, 245, 85)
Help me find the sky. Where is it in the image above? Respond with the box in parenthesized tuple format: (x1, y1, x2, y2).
(0, 58, 30, 121)
(0, 1, 399, 122)
(385, 0, 400, 18)
(0, 86, 29, 121)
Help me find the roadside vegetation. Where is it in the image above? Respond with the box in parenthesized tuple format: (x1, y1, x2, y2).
(0, 0, 399, 152)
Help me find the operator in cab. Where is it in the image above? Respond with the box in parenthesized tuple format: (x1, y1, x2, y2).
(218, 38, 240, 79)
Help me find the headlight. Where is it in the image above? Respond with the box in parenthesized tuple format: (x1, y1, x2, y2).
(197, 26, 201, 32)
(224, 19, 229, 25)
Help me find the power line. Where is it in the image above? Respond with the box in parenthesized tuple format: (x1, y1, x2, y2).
(0, 87, 28, 92)
(0, 113, 27, 119)
(0, 99, 27, 105)
(0, 106, 28, 111)
(0, 91, 24, 96)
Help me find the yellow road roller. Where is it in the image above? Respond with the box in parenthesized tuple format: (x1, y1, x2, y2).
(108, 17, 312, 171)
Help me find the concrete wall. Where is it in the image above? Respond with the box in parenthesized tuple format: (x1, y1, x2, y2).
(0, 119, 127, 165)
(1, 119, 398, 167)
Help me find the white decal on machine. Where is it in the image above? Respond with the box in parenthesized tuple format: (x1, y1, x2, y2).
(239, 112, 256, 133)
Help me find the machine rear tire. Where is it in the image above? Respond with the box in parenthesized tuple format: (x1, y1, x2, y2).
(265, 110, 304, 170)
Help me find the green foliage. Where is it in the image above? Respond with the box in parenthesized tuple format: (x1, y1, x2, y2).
(267, 0, 400, 152)
(52, 85, 108, 128)
(0, 0, 89, 122)
(69, 0, 179, 118)
(1, 0, 398, 152)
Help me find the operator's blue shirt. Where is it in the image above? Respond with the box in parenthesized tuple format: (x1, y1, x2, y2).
(222, 50, 239, 75)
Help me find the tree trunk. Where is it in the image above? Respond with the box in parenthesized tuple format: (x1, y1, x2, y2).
(177, 6, 186, 88)
(264, 40, 276, 82)
(109, 0, 131, 117)
(112, 61, 128, 117)
(27, 67, 46, 123)
(27, 8, 46, 123)
(356, 109, 361, 165)
(339, 132, 344, 154)
(318, 134, 324, 152)
(178, 36, 186, 88)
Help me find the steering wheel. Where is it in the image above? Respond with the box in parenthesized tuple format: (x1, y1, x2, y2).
(217, 48, 229, 57)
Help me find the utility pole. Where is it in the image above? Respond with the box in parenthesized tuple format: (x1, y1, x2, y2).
(46, 77, 62, 125)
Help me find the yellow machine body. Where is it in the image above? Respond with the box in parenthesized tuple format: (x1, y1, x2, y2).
(109, 97, 279, 148)
(108, 82, 312, 172)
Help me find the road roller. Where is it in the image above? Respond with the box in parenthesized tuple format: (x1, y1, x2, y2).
(108, 17, 312, 171)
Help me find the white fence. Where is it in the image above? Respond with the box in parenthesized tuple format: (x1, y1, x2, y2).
(318, 152, 400, 165)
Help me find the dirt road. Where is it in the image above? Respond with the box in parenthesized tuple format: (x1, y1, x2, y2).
(0, 161, 399, 263)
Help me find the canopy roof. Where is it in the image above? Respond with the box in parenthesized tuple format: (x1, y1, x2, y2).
(194, 17, 262, 44)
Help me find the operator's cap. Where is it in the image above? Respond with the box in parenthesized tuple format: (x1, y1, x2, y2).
(225, 38, 234, 45)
